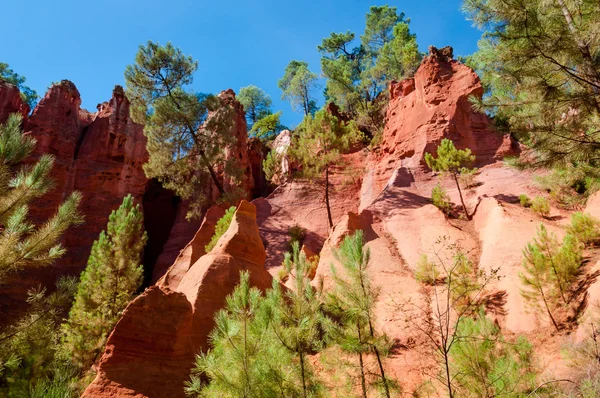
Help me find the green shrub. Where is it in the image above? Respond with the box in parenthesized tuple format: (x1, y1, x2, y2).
(519, 194, 532, 208)
(535, 165, 600, 208)
(288, 224, 306, 250)
(205, 206, 236, 253)
(414, 254, 439, 285)
(567, 212, 600, 246)
(431, 183, 452, 215)
(531, 196, 550, 217)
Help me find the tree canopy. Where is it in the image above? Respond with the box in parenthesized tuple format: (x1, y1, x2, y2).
(125, 41, 242, 219)
(463, 0, 600, 168)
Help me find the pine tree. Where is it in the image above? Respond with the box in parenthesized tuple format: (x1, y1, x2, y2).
(318, 6, 420, 117)
(0, 113, 83, 284)
(0, 277, 79, 394)
(61, 194, 147, 369)
(266, 242, 324, 397)
(519, 225, 583, 331)
(399, 239, 499, 398)
(187, 271, 294, 397)
(449, 311, 536, 397)
(125, 41, 240, 219)
(425, 138, 476, 220)
(237, 85, 272, 128)
(292, 110, 363, 228)
(278, 61, 319, 116)
(463, 0, 600, 168)
(326, 230, 395, 398)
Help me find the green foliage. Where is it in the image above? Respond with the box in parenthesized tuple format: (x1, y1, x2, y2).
(0, 62, 38, 109)
(205, 206, 236, 253)
(125, 41, 241, 219)
(61, 195, 147, 369)
(425, 139, 476, 175)
(425, 138, 476, 219)
(266, 242, 325, 396)
(0, 114, 83, 284)
(262, 150, 284, 185)
(249, 111, 285, 140)
(292, 109, 363, 227)
(326, 230, 397, 397)
(0, 277, 79, 396)
(278, 60, 319, 116)
(567, 212, 600, 246)
(186, 271, 295, 397)
(449, 312, 536, 397)
(463, 0, 600, 168)
(319, 6, 420, 117)
(519, 194, 532, 208)
(237, 85, 272, 128)
(531, 196, 550, 217)
(431, 183, 452, 215)
(288, 224, 306, 250)
(535, 165, 600, 208)
(520, 225, 583, 331)
(414, 254, 439, 285)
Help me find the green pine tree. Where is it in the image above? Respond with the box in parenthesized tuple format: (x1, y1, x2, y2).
(237, 85, 273, 128)
(0, 113, 83, 284)
(519, 225, 583, 331)
(61, 194, 147, 369)
(326, 230, 396, 398)
(186, 271, 294, 397)
(278, 61, 319, 116)
(266, 242, 325, 397)
(292, 110, 363, 228)
(463, 0, 600, 168)
(0, 277, 79, 395)
(424, 138, 476, 220)
(125, 41, 241, 219)
(318, 6, 420, 117)
(449, 311, 536, 397)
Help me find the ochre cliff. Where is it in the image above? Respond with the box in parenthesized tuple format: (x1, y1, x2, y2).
(0, 82, 149, 320)
(83, 201, 273, 398)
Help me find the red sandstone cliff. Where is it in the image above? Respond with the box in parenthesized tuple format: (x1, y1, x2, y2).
(0, 82, 149, 319)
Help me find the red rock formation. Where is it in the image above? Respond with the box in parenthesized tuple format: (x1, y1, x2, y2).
(361, 46, 518, 208)
(382, 46, 515, 164)
(217, 89, 254, 197)
(0, 82, 148, 320)
(83, 201, 273, 398)
(26, 82, 148, 273)
(0, 81, 29, 122)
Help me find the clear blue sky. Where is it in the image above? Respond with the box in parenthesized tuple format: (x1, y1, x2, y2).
(1, 0, 481, 127)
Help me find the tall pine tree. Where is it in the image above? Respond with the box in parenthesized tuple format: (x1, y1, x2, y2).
(325, 231, 395, 398)
(267, 242, 324, 397)
(61, 194, 147, 369)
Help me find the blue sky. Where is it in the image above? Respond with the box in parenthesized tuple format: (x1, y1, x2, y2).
(1, 0, 482, 127)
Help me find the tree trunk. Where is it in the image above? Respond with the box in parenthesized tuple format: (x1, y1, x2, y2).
(300, 351, 307, 398)
(443, 350, 454, 398)
(198, 147, 225, 195)
(357, 322, 368, 398)
(453, 172, 470, 220)
(325, 165, 333, 228)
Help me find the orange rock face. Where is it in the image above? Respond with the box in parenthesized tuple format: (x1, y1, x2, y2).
(83, 201, 273, 398)
(0, 82, 149, 320)
(362, 47, 519, 208)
